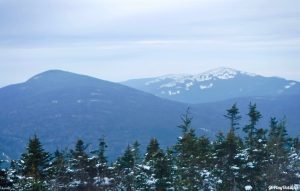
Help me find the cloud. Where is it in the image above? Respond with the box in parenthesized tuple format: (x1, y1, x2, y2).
(0, 0, 299, 86)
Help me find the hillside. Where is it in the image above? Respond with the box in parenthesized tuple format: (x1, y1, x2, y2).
(0, 70, 299, 160)
(122, 67, 300, 103)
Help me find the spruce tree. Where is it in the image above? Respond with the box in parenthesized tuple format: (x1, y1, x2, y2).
(142, 138, 172, 190)
(20, 134, 50, 190)
(242, 127, 269, 190)
(212, 132, 227, 188)
(243, 103, 262, 149)
(49, 150, 69, 191)
(93, 138, 113, 189)
(145, 138, 160, 162)
(197, 136, 215, 190)
(174, 109, 202, 190)
(115, 145, 135, 191)
(223, 129, 243, 191)
(266, 118, 294, 186)
(153, 149, 172, 191)
(132, 141, 142, 164)
(69, 139, 92, 190)
(0, 160, 12, 190)
(224, 103, 242, 132)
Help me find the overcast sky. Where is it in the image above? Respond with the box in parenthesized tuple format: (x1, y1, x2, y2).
(0, 0, 299, 87)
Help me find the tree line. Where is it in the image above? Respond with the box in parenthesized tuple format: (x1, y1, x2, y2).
(0, 103, 299, 191)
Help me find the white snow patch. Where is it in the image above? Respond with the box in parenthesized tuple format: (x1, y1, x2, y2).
(168, 90, 180, 95)
(230, 165, 240, 170)
(198, 67, 238, 80)
(160, 82, 177, 88)
(245, 185, 253, 190)
(141, 165, 151, 170)
(94, 177, 112, 185)
(247, 162, 255, 168)
(185, 82, 193, 90)
(145, 78, 161, 86)
(148, 68, 242, 89)
(145, 74, 189, 86)
(285, 82, 296, 89)
(200, 83, 213, 90)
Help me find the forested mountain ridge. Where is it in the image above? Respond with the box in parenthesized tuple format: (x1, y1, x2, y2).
(0, 70, 299, 161)
(122, 67, 300, 104)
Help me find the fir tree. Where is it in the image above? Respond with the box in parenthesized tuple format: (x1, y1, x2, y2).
(0, 160, 12, 190)
(115, 145, 135, 191)
(48, 150, 69, 191)
(69, 139, 92, 190)
(266, 118, 294, 186)
(174, 110, 203, 190)
(224, 103, 242, 132)
(20, 134, 50, 190)
(243, 103, 262, 149)
(132, 141, 142, 164)
(92, 138, 113, 189)
(243, 128, 269, 190)
(142, 138, 173, 190)
(145, 138, 160, 162)
(153, 149, 172, 191)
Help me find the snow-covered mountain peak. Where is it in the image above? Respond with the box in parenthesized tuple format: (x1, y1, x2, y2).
(145, 73, 191, 86)
(144, 67, 255, 87)
(201, 67, 238, 77)
(194, 67, 239, 81)
(138, 67, 263, 97)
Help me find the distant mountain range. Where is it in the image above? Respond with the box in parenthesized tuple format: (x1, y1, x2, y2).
(0, 69, 299, 160)
(122, 67, 300, 103)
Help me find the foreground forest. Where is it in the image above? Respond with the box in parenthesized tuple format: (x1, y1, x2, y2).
(0, 103, 299, 191)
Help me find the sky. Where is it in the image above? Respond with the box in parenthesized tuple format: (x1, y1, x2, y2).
(0, 0, 299, 87)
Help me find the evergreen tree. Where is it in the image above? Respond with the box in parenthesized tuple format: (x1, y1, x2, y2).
(7, 160, 23, 190)
(243, 103, 262, 149)
(115, 145, 135, 191)
(142, 138, 173, 190)
(91, 138, 114, 189)
(212, 132, 226, 188)
(20, 134, 50, 190)
(242, 127, 269, 190)
(266, 118, 295, 186)
(68, 139, 92, 190)
(288, 137, 300, 186)
(224, 103, 242, 132)
(225, 129, 243, 191)
(0, 160, 12, 190)
(196, 136, 215, 190)
(132, 141, 142, 164)
(48, 150, 69, 191)
(145, 138, 160, 162)
(153, 149, 172, 191)
(174, 110, 203, 190)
